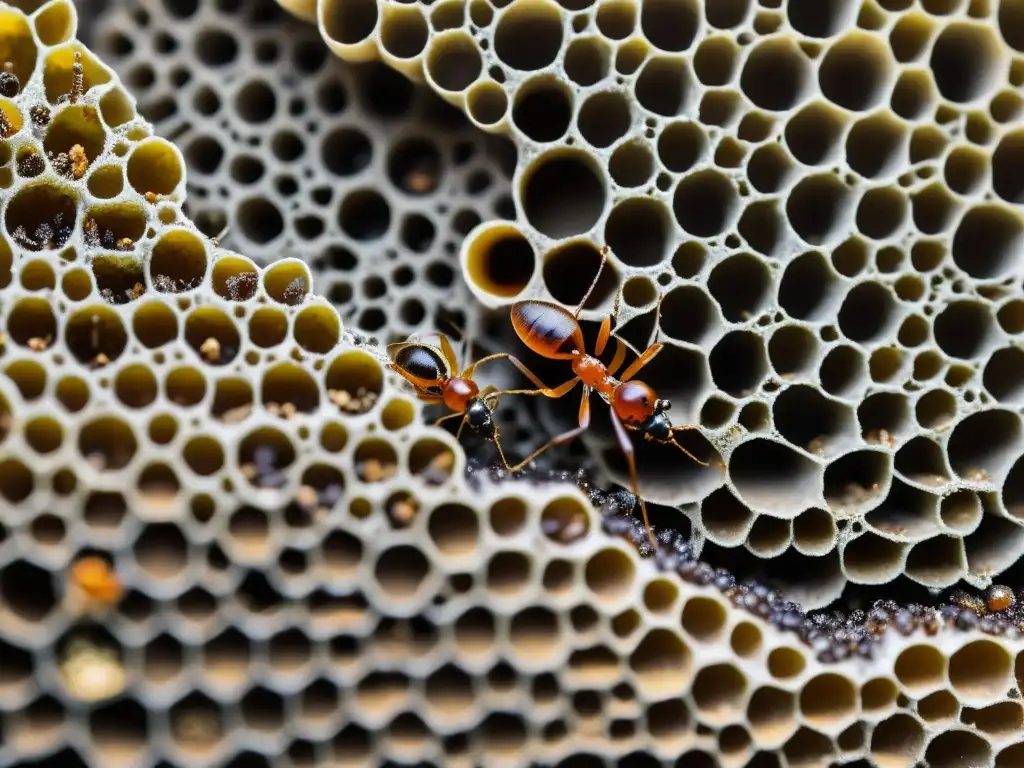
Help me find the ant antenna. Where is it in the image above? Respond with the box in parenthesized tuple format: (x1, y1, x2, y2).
(649, 291, 666, 348)
(573, 245, 610, 318)
(211, 224, 230, 248)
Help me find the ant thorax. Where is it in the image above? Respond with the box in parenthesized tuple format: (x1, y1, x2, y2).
(572, 353, 614, 394)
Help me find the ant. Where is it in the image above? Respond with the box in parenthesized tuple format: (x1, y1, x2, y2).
(387, 329, 552, 467)
(505, 246, 714, 548)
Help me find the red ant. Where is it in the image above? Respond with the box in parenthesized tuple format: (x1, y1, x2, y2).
(387, 331, 552, 467)
(504, 246, 713, 547)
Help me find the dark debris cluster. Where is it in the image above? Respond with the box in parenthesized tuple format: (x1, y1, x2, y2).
(466, 455, 1024, 664)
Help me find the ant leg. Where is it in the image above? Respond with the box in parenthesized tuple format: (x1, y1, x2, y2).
(668, 425, 710, 467)
(607, 338, 627, 377)
(609, 407, 657, 549)
(507, 390, 592, 472)
(434, 411, 464, 427)
(438, 333, 459, 373)
(620, 342, 664, 382)
(573, 245, 610, 318)
(465, 353, 578, 399)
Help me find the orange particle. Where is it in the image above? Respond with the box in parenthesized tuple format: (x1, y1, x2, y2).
(987, 585, 1015, 613)
(70, 556, 124, 605)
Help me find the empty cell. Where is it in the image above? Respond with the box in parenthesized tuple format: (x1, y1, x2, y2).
(375, 545, 430, 600)
(842, 532, 905, 583)
(983, 346, 1024, 404)
(746, 143, 794, 194)
(910, 183, 958, 236)
(792, 508, 836, 555)
(657, 121, 704, 172)
(427, 503, 479, 558)
(934, 299, 992, 359)
(824, 449, 889, 513)
(905, 535, 965, 587)
(787, 174, 852, 246)
(605, 197, 671, 266)
(870, 713, 924, 767)
(692, 663, 746, 723)
(339, 189, 390, 241)
(736, 199, 783, 256)
(640, 0, 698, 51)
(774, 384, 855, 456)
(462, 224, 532, 299)
(837, 282, 895, 343)
(516, 78, 573, 144)
(951, 205, 1023, 279)
(778, 251, 838, 322)
(577, 91, 632, 149)
(495, 0, 562, 70)
(584, 547, 635, 599)
(322, 127, 372, 177)
(768, 325, 818, 377)
(710, 331, 767, 396)
(785, 102, 847, 166)
(426, 31, 482, 92)
(693, 35, 737, 85)
(388, 137, 442, 196)
(707, 254, 770, 323)
(701, 486, 755, 545)
(947, 408, 1022, 483)
(889, 12, 936, 63)
(729, 438, 822, 516)
(467, 81, 507, 126)
(673, 169, 738, 237)
(564, 36, 611, 86)
(924, 731, 991, 768)
(930, 23, 1004, 103)
(820, 32, 894, 110)
(522, 150, 605, 238)
(943, 145, 988, 196)
(740, 37, 810, 111)
(380, 5, 428, 59)
(855, 188, 907, 240)
(635, 56, 693, 116)
(322, 0, 377, 44)
(992, 130, 1024, 203)
(845, 113, 907, 179)
(542, 240, 616, 307)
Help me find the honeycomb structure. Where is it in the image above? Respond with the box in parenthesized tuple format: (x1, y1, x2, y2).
(303, 0, 1024, 606)
(2, 2, 1024, 767)
(89, 0, 516, 342)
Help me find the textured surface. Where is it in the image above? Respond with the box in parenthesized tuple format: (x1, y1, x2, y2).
(1, 1, 1024, 766)
(91, 0, 516, 342)
(307, 0, 1024, 608)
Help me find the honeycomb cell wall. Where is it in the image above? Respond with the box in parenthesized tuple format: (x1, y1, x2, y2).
(305, 0, 1024, 608)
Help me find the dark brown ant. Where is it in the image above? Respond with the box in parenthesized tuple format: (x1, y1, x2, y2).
(506, 246, 715, 547)
(387, 332, 551, 467)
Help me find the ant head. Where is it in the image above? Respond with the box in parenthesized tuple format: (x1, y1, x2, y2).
(641, 408, 673, 443)
(654, 398, 672, 413)
(465, 397, 493, 431)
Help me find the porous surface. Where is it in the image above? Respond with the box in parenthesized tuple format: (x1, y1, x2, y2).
(90, 0, 516, 341)
(1, 2, 1024, 767)
(306, 0, 1024, 607)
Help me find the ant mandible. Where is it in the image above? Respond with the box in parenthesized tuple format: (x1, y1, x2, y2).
(505, 246, 713, 548)
(387, 331, 552, 468)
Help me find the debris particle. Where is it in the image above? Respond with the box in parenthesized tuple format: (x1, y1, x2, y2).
(0, 69, 19, 98)
(283, 276, 307, 305)
(297, 485, 318, 510)
(964, 467, 992, 483)
(90, 353, 111, 369)
(358, 458, 398, 483)
(329, 386, 378, 414)
(199, 336, 221, 362)
(28, 336, 51, 351)
(69, 143, 89, 178)
(0, 109, 13, 138)
(219, 403, 252, 424)
(986, 585, 1015, 613)
(48, 149, 71, 177)
(29, 103, 50, 128)
(60, 637, 126, 702)
(70, 50, 84, 103)
(115, 237, 134, 251)
(389, 497, 419, 526)
(144, 191, 159, 204)
(226, 271, 258, 301)
(69, 556, 124, 607)
(16, 150, 44, 177)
